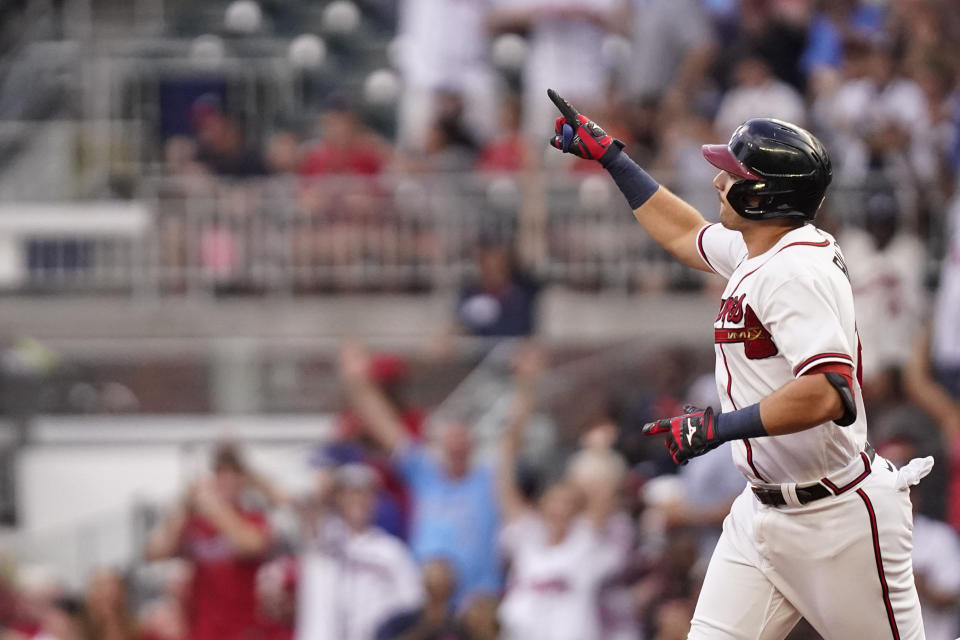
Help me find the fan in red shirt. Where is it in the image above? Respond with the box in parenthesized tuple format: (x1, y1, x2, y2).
(298, 97, 387, 178)
(145, 444, 272, 640)
(476, 94, 526, 174)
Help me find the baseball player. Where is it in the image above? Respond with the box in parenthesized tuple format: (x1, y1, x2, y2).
(546, 89, 935, 639)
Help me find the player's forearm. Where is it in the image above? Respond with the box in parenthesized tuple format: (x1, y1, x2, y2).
(632, 188, 709, 263)
(757, 374, 845, 436)
(603, 152, 709, 270)
(712, 375, 844, 442)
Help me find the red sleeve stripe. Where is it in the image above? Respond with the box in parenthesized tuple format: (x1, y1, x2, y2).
(696, 224, 718, 274)
(802, 362, 854, 392)
(793, 352, 853, 376)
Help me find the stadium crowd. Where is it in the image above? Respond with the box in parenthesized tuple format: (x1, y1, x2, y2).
(148, 0, 960, 299)
(5, 0, 960, 638)
(2, 334, 960, 640)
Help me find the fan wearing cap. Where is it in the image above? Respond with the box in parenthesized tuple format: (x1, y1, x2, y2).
(547, 89, 931, 639)
(295, 462, 423, 640)
(340, 342, 501, 608)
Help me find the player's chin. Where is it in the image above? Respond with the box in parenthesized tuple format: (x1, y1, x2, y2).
(718, 207, 736, 230)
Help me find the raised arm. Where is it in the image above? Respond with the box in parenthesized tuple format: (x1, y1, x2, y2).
(497, 344, 542, 523)
(191, 478, 270, 557)
(339, 342, 410, 454)
(904, 326, 960, 439)
(546, 89, 710, 271)
(144, 499, 189, 561)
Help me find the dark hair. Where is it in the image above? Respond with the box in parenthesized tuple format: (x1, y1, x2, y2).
(212, 443, 246, 473)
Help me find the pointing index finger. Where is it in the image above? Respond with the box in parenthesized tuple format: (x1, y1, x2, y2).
(547, 88, 580, 125)
(642, 420, 669, 436)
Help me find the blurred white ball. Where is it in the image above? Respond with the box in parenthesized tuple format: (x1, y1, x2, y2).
(491, 33, 527, 71)
(322, 0, 361, 35)
(364, 68, 401, 105)
(601, 34, 632, 68)
(578, 174, 612, 209)
(288, 34, 326, 69)
(189, 34, 225, 66)
(224, 0, 262, 34)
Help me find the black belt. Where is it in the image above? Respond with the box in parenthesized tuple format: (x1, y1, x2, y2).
(752, 443, 876, 507)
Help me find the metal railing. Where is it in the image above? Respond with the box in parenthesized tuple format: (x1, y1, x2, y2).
(0, 172, 944, 295)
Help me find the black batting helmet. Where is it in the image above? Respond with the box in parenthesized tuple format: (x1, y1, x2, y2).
(702, 118, 832, 221)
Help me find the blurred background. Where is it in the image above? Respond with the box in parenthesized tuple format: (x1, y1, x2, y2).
(0, 0, 959, 638)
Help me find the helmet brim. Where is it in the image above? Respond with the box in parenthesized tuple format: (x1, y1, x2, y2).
(701, 144, 760, 180)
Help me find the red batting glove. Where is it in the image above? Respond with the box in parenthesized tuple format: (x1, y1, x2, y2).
(547, 89, 624, 164)
(642, 405, 721, 465)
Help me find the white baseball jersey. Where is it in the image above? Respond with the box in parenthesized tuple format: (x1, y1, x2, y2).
(498, 513, 625, 640)
(696, 221, 867, 484)
(689, 221, 926, 640)
(295, 516, 424, 640)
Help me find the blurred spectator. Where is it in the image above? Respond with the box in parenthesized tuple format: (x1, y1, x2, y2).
(374, 558, 470, 639)
(396, 0, 499, 152)
(649, 598, 693, 640)
(914, 57, 959, 188)
(340, 343, 501, 605)
(455, 243, 540, 338)
(839, 191, 924, 395)
(82, 569, 136, 640)
(417, 90, 480, 173)
(881, 437, 960, 640)
(565, 447, 637, 640)
(726, 0, 810, 92)
(332, 350, 427, 539)
(633, 527, 701, 640)
(490, 0, 623, 138)
(190, 94, 268, 178)
(264, 130, 303, 175)
(2, 565, 66, 639)
(299, 98, 388, 177)
(826, 40, 933, 185)
(255, 557, 296, 640)
(624, 0, 716, 108)
(308, 441, 409, 541)
(476, 94, 526, 173)
(294, 463, 423, 640)
(496, 347, 632, 640)
(714, 55, 806, 137)
(145, 444, 271, 640)
(887, 0, 960, 79)
(905, 194, 960, 529)
(800, 0, 886, 85)
(293, 97, 391, 289)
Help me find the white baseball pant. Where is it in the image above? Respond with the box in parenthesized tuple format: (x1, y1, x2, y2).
(689, 455, 928, 640)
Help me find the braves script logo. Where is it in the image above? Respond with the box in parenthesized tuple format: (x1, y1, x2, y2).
(716, 294, 745, 324)
(715, 303, 778, 359)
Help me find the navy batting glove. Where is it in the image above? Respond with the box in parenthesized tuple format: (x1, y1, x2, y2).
(642, 405, 721, 466)
(547, 89, 624, 165)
